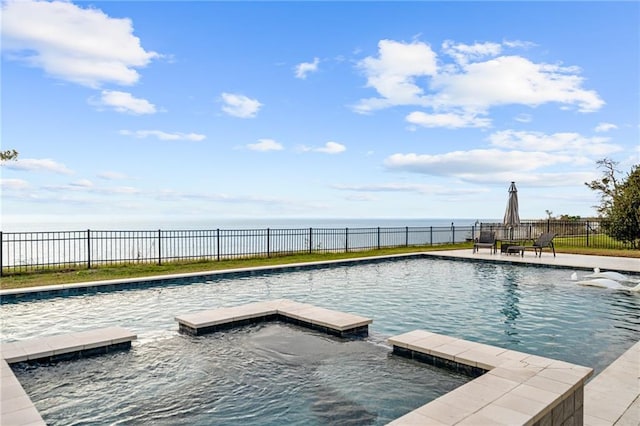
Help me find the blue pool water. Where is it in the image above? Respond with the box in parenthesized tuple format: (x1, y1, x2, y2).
(3, 257, 640, 424)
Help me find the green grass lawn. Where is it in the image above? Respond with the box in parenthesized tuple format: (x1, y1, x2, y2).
(1, 242, 638, 290)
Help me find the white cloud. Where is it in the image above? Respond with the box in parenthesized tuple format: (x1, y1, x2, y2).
(1, 0, 158, 88)
(488, 130, 622, 156)
(247, 138, 283, 151)
(406, 111, 491, 129)
(345, 193, 378, 202)
(94, 90, 157, 114)
(221, 93, 262, 118)
(1, 178, 30, 190)
(333, 182, 436, 194)
(431, 56, 604, 113)
(44, 182, 139, 195)
(333, 182, 489, 196)
(295, 57, 320, 79)
(69, 179, 93, 188)
(353, 38, 604, 124)
(316, 141, 346, 154)
(354, 39, 437, 113)
(384, 149, 573, 176)
(471, 171, 598, 187)
(594, 122, 618, 133)
(119, 129, 206, 141)
(514, 113, 532, 123)
(441, 40, 501, 65)
(4, 158, 73, 174)
(502, 39, 537, 49)
(98, 186, 139, 195)
(299, 141, 346, 154)
(97, 171, 128, 180)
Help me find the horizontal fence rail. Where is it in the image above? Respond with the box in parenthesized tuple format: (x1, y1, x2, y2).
(0, 220, 632, 275)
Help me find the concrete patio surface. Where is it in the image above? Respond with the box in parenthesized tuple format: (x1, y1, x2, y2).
(423, 249, 640, 274)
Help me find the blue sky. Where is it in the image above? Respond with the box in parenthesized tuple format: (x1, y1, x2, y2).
(2, 0, 639, 228)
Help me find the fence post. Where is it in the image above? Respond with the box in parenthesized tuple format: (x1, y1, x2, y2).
(377, 227, 381, 250)
(309, 228, 313, 254)
(547, 219, 550, 233)
(405, 226, 409, 247)
(345, 227, 349, 252)
(87, 229, 91, 270)
(158, 229, 162, 265)
(216, 229, 220, 261)
(267, 228, 271, 258)
(430, 226, 433, 246)
(451, 222, 455, 244)
(586, 221, 590, 247)
(0, 231, 3, 277)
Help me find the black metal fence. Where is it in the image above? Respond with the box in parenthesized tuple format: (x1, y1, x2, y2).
(1, 220, 633, 276)
(479, 219, 634, 250)
(1, 225, 470, 275)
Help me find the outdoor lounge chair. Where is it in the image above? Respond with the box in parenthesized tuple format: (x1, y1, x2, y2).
(473, 231, 496, 254)
(516, 232, 556, 257)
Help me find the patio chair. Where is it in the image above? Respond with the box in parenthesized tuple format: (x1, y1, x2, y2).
(519, 232, 556, 257)
(473, 231, 496, 254)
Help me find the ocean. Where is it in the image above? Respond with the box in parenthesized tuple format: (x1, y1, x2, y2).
(1, 217, 497, 233)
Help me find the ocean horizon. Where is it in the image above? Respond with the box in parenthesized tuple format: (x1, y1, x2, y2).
(1, 217, 499, 233)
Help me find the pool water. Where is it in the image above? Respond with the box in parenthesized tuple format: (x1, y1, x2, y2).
(3, 257, 640, 424)
(11, 323, 468, 425)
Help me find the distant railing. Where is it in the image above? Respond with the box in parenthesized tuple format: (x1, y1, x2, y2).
(1, 225, 471, 275)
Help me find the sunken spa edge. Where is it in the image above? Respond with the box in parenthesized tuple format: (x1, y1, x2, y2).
(174, 299, 373, 338)
(388, 329, 593, 426)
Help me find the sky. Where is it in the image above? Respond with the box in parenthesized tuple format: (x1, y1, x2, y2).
(1, 0, 639, 229)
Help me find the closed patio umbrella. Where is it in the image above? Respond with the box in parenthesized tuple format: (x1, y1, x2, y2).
(503, 182, 520, 239)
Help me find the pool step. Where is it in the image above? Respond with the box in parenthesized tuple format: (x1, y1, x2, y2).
(1, 326, 137, 364)
(175, 299, 372, 337)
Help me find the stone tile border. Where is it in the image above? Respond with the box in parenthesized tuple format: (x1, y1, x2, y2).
(175, 299, 372, 338)
(584, 340, 640, 426)
(1, 327, 136, 426)
(388, 330, 593, 425)
(1, 359, 45, 426)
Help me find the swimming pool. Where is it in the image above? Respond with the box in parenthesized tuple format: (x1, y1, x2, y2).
(3, 257, 640, 424)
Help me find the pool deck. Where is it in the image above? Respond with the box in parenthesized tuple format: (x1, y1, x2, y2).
(583, 340, 640, 426)
(423, 249, 640, 274)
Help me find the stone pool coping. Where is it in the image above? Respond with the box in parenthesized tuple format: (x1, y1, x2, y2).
(0, 326, 136, 426)
(388, 329, 594, 425)
(175, 298, 372, 337)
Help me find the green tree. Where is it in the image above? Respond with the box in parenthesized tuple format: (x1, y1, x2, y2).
(0, 149, 19, 162)
(603, 164, 640, 248)
(585, 158, 620, 216)
(586, 159, 640, 248)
